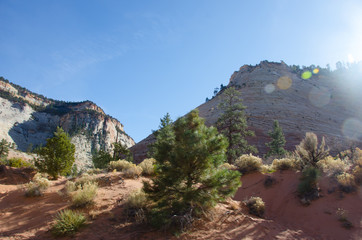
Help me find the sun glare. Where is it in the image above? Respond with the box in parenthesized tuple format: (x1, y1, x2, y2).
(277, 76, 292, 90)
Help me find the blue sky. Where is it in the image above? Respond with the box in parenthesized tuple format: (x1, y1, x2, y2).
(1, 0, 362, 143)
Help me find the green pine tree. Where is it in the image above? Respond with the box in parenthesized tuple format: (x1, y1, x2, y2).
(35, 127, 75, 179)
(144, 110, 241, 229)
(216, 87, 257, 163)
(148, 112, 173, 160)
(265, 120, 287, 157)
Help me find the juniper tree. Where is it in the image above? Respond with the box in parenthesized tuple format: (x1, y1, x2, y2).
(216, 87, 257, 163)
(144, 110, 241, 229)
(92, 149, 113, 169)
(0, 139, 10, 159)
(112, 142, 132, 162)
(265, 120, 287, 157)
(35, 127, 75, 179)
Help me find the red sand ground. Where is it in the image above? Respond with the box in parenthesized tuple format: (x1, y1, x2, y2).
(0, 168, 361, 240)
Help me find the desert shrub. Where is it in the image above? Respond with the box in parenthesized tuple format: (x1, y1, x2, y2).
(138, 158, 156, 176)
(234, 154, 263, 174)
(71, 182, 98, 208)
(353, 166, 362, 185)
(109, 159, 133, 171)
(52, 209, 86, 236)
(124, 190, 148, 223)
(123, 164, 143, 179)
(295, 132, 329, 168)
(317, 156, 349, 177)
(298, 167, 320, 201)
(336, 208, 353, 229)
(244, 196, 265, 218)
(220, 163, 237, 170)
(271, 158, 297, 171)
(24, 174, 50, 197)
(1, 157, 33, 168)
(25, 182, 43, 197)
(336, 173, 356, 193)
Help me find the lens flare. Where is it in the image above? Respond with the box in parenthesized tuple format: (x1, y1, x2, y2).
(348, 54, 355, 63)
(312, 68, 319, 74)
(264, 84, 275, 94)
(301, 71, 312, 79)
(308, 86, 331, 108)
(341, 118, 362, 140)
(277, 76, 292, 90)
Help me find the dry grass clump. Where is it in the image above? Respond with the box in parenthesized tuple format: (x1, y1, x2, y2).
(138, 158, 156, 176)
(71, 182, 98, 208)
(65, 180, 77, 195)
(24, 173, 50, 197)
(244, 196, 265, 218)
(109, 159, 133, 171)
(271, 158, 298, 171)
(317, 156, 349, 177)
(86, 168, 104, 175)
(234, 154, 263, 174)
(220, 163, 237, 170)
(336, 173, 356, 193)
(123, 164, 143, 179)
(51, 209, 86, 236)
(74, 173, 96, 187)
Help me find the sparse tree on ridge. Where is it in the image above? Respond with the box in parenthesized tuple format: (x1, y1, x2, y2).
(216, 87, 257, 163)
(144, 110, 241, 229)
(265, 120, 287, 158)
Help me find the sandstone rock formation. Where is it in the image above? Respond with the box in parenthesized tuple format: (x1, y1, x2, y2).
(132, 61, 362, 162)
(0, 77, 135, 170)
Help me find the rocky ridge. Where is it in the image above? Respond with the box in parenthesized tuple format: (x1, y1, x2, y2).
(0, 77, 135, 170)
(132, 61, 362, 162)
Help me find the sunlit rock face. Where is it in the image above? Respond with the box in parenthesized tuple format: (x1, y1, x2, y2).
(0, 78, 135, 170)
(132, 61, 362, 162)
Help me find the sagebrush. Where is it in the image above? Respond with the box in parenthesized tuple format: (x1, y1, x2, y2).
(138, 158, 156, 176)
(234, 154, 263, 174)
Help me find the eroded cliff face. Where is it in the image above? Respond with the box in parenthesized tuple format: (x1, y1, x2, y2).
(131, 61, 362, 162)
(0, 78, 135, 170)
